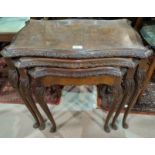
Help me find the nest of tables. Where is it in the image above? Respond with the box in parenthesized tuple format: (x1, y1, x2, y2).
(1, 19, 154, 133)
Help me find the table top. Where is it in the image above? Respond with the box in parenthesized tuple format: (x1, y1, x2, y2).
(1, 19, 152, 58)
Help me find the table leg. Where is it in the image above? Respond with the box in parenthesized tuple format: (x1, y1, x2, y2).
(103, 85, 121, 133)
(8, 68, 40, 128)
(111, 68, 136, 130)
(122, 64, 148, 129)
(19, 69, 46, 130)
(34, 85, 56, 132)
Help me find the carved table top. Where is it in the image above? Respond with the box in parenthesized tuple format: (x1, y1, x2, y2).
(1, 19, 153, 58)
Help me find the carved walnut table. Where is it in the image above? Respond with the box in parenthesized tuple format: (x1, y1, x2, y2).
(1, 19, 153, 133)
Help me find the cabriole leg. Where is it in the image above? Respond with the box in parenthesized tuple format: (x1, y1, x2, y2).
(122, 68, 146, 129)
(8, 69, 40, 128)
(34, 85, 57, 132)
(19, 69, 46, 130)
(104, 85, 121, 133)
